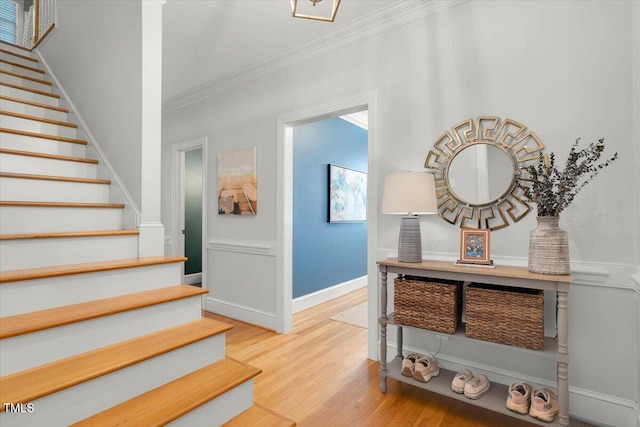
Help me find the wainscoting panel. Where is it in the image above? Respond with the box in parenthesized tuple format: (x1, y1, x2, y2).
(205, 238, 277, 329)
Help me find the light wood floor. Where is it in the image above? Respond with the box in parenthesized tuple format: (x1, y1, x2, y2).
(204, 287, 596, 427)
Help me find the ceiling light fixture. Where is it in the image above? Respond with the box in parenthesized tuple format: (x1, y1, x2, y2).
(290, 0, 341, 22)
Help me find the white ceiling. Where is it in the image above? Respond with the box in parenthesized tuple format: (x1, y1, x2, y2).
(161, 0, 401, 103)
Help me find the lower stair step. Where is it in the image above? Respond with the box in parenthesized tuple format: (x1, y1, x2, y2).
(0, 172, 110, 203)
(0, 256, 187, 317)
(0, 230, 139, 270)
(71, 357, 262, 427)
(0, 284, 208, 375)
(0, 148, 98, 179)
(0, 255, 186, 284)
(0, 201, 124, 234)
(0, 318, 233, 427)
(0, 127, 87, 157)
(223, 403, 297, 427)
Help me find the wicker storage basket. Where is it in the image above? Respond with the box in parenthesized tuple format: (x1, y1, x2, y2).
(465, 283, 544, 350)
(394, 276, 463, 334)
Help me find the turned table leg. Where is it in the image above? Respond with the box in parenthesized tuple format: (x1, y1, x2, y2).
(379, 270, 388, 393)
(557, 289, 570, 426)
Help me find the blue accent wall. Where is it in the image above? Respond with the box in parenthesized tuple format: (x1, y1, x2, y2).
(293, 117, 368, 299)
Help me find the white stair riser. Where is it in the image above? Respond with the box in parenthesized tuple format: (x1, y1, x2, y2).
(0, 84, 60, 107)
(0, 153, 96, 178)
(0, 51, 37, 68)
(0, 337, 226, 427)
(0, 295, 207, 375)
(0, 263, 182, 316)
(0, 177, 109, 203)
(0, 61, 45, 80)
(0, 42, 33, 56)
(171, 380, 254, 426)
(0, 72, 51, 93)
(0, 131, 86, 157)
(0, 234, 138, 270)
(0, 97, 67, 121)
(0, 205, 122, 234)
(0, 114, 76, 139)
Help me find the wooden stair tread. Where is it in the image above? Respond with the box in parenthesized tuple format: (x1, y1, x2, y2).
(0, 284, 207, 339)
(223, 403, 297, 427)
(0, 255, 187, 283)
(0, 171, 110, 184)
(0, 127, 87, 144)
(0, 318, 232, 408)
(0, 95, 68, 112)
(0, 81, 58, 98)
(0, 229, 139, 241)
(0, 109, 77, 128)
(0, 148, 97, 164)
(0, 69, 52, 85)
(0, 48, 37, 63)
(71, 357, 261, 427)
(0, 59, 44, 75)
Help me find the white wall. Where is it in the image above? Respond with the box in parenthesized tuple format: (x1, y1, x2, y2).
(162, 1, 639, 424)
(39, 0, 144, 208)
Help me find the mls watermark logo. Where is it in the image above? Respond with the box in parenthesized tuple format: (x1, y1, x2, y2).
(3, 403, 35, 413)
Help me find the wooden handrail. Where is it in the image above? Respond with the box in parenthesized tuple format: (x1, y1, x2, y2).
(34, 0, 41, 43)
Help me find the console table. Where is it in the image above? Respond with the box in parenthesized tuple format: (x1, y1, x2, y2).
(377, 258, 572, 426)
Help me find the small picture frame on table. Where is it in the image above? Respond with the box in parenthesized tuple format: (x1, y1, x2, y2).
(457, 228, 493, 266)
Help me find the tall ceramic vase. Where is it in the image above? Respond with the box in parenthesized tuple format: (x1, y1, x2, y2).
(528, 216, 570, 275)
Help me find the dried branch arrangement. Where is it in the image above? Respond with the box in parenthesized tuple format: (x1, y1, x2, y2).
(522, 138, 618, 216)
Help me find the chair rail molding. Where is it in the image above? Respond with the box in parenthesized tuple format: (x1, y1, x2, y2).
(206, 238, 275, 257)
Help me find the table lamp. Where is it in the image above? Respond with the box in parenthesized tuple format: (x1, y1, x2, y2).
(381, 172, 438, 263)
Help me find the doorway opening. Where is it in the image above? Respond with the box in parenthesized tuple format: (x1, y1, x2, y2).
(276, 91, 379, 360)
(171, 137, 208, 288)
(291, 112, 369, 313)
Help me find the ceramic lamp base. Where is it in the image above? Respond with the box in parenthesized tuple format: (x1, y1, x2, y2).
(398, 216, 422, 263)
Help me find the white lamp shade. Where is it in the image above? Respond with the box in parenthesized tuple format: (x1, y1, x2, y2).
(381, 172, 438, 215)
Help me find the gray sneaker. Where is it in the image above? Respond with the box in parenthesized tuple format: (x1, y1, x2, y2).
(529, 388, 558, 422)
(401, 353, 422, 377)
(463, 374, 490, 399)
(413, 357, 439, 382)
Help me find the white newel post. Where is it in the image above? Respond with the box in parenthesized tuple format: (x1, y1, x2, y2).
(139, 0, 165, 257)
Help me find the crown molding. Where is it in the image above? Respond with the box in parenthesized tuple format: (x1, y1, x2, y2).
(162, 0, 469, 113)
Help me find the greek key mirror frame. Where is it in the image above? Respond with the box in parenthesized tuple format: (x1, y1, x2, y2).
(424, 116, 546, 230)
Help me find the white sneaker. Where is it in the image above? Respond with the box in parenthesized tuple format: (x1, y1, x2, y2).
(506, 382, 532, 414)
(451, 369, 473, 394)
(463, 374, 490, 399)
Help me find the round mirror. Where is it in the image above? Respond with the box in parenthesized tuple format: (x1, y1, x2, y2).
(424, 116, 546, 230)
(447, 143, 515, 205)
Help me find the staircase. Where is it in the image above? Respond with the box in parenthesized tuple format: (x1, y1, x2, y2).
(0, 41, 292, 426)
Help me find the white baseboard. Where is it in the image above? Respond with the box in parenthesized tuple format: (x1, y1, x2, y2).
(204, 296, 277, 331)
(570, 386, 638, 427)
(292, 276, 367, 313)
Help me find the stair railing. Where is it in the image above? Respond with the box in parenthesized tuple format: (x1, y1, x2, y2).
(24, 0, 55, 49)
